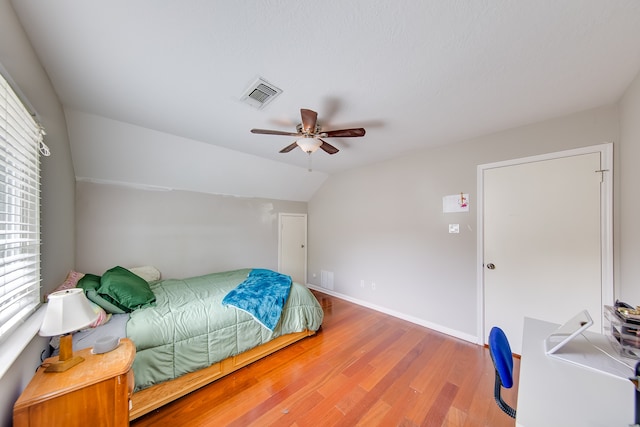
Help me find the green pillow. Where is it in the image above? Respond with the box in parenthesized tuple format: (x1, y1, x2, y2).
(97, 266, 156, 311)
(87, 289, 128, 314)
(78, 274, 126, 314)
(77, 273, 101, 291)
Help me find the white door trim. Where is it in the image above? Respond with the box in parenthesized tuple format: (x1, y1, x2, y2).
(476, 143, 613, 345)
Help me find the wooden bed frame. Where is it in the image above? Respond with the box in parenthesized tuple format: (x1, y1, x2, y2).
(129, 329, 316, 420)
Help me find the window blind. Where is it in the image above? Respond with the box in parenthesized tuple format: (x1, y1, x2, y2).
(0, 73, 43, 343)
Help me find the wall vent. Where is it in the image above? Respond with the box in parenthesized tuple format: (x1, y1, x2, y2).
(321, 270, 334, 290)
(240, 78, 282, 109)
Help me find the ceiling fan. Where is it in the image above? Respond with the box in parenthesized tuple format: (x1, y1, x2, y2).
(250, 108, 366, 155)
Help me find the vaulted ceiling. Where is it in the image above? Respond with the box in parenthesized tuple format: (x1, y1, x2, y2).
(10, 1, 640, 200)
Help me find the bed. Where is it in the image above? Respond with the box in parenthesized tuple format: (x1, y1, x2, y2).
(58, 267, 323, 420)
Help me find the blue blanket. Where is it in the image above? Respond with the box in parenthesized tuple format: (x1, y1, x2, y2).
(221, 269, 292, 331)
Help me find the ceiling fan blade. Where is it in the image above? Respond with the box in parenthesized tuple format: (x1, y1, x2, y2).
(300, 109, 318, 133)
(251, 128, 300, 136)
(279, 142, 299, 153)
(322, 128, 366, 138)
(318, 139, 339, 155)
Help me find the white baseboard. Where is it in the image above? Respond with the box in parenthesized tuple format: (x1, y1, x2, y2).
(307, 284, 479, 344)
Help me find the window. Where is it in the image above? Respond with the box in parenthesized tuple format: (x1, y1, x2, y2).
(0, 72, 44, 343)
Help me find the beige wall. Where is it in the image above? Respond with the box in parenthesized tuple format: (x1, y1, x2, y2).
(619, 69, 640, 303)
(75, 181, 307, 279)
(0, 1, 76, 292)
(308, 105, 620, 339)
(0, 0, 76, 424)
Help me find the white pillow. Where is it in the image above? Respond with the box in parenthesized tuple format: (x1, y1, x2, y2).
(128, 266, 161, 282)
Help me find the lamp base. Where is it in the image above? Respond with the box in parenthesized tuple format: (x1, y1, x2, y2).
(44, 355, 85, 373)
(44, 333, 84, 373)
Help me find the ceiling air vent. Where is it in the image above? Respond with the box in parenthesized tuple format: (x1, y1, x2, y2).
(240, 78, 282, 109)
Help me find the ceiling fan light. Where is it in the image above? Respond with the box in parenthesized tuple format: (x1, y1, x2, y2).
(296, 138, 322, 153)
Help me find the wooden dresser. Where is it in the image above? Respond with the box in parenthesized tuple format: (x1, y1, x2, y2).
(14, 338, 135, 427)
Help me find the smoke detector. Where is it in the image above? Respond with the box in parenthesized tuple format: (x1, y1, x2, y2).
(240, 78, 282, 109)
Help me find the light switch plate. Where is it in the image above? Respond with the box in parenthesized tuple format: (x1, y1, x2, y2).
(449, 224, 460, 233)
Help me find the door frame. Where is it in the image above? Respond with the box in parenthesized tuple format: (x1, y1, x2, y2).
(278, 213, 307, 284)
(476, 143, 613, 345)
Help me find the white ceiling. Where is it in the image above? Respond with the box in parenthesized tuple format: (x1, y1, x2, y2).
(10, 1, 640, 199)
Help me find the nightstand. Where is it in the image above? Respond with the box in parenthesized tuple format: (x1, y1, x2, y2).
(13, 338, 135, 427)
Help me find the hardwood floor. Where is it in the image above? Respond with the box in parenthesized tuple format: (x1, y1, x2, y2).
(131, 290, 519, 426)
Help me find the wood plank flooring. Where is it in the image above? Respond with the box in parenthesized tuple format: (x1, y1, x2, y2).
(131, 290, 520, 426)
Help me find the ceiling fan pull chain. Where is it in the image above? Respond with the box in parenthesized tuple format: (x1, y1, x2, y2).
(308, 152, 313, 172)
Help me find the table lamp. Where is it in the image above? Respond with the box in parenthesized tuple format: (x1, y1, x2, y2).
(39, 288, 98, 372)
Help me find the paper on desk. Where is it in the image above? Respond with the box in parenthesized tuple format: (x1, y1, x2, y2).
(548, 333, 635, 380)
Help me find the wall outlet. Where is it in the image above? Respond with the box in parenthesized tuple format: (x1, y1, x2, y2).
(371, 282, 376, 290)
(360, 279, 365, 288)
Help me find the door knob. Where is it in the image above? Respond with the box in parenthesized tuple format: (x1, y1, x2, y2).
(486, 263, 496, 270)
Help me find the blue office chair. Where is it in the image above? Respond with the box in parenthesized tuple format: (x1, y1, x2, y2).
(488, 326, 517, 418)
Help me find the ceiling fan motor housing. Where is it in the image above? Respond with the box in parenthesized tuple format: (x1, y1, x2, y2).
(296, 123, 321, 137)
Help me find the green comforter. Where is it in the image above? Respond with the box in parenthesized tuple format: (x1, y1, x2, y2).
(127, 269, 323, 391)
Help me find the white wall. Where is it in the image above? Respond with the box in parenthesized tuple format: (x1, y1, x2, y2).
(0, 0, 76, 424)
(65, 109, 328, 203)
(619, 69, 640, 303)
(308, 105, 620, 339)
(76, 181, 307, 279)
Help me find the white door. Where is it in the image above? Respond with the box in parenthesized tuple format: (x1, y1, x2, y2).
(278, 213, 307, 285)
(479, 145, 613, 354)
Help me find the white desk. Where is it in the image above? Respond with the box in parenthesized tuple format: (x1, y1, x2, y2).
(517, 317, 636, 427)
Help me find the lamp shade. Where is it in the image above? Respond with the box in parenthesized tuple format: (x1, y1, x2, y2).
(39, 288, 98, 336)
(296, 138, 322, 153)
